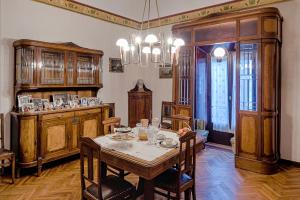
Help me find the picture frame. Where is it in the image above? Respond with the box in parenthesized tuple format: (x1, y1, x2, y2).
(53, 98, 63, 108)
(109, 58, 124, 73)
(87, 97, 97, 106)
(41, 99, 50, 110)
(80, 97, 88, 106)
(159, 64, 173, 79)
(21, 103, 34, 112)
(18, 95, 32, 108)
(32, 98, 42, 107)
(52, 93, 68, 105)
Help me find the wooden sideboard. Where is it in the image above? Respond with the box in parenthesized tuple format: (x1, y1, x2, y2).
(11, 106, 109, 176)
(128, 87, 152, 128)
(11, 39, 109, 176)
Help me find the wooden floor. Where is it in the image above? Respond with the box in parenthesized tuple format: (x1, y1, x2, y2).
(1, 147, 300, 200)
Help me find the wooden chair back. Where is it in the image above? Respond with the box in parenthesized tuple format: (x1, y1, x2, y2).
(80, 137, 102, 199)
(161, 101, 173, 122)
(178, 131, 196, 184)
(102, 117, 121, 135)
(171, 114, 192, 131)
(0, 113, 4, 149)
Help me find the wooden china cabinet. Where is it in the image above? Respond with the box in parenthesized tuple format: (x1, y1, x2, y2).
(128, 85, 152, 128)
(172, 8, 282, 174)
(11, 39, 110, 176)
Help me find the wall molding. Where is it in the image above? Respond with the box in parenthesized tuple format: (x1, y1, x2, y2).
(33, 0, 290, 30)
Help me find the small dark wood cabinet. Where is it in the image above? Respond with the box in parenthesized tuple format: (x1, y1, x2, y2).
(128, 88, 152, 128)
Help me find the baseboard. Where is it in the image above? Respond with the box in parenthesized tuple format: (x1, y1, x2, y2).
(279, 159, 300, 167)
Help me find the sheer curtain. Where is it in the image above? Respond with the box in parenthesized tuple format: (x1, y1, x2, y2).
(195, 58, 207, 122)
(230, 52, 236, 133)
(211, 57, 230, 132)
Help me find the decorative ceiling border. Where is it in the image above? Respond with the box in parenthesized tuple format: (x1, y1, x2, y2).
(33, 0, 289, 30)
(33, 0, 140, 29)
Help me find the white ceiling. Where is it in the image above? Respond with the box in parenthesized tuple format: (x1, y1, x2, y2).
(77, 0, 233, 20)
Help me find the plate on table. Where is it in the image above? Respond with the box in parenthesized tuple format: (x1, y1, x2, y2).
(115, 127, 132, 133)
(160, 140, 178, 148)
(156, 134, 166, 141)
(110, 133, 135, 141)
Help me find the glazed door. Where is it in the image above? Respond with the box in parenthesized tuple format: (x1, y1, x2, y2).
(38, 48, 65, 85)
(237, 42, 260, 158)
(15, 47, 35, 86)
(172, 46, 195, 129)
(41, 119, 70, 160)
(76, 54, 99, 85)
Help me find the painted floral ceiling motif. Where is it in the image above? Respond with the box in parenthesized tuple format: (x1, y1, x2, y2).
(33, 0, 289, 29)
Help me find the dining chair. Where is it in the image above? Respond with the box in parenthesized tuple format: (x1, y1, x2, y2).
(102, 117, 130, 179)
(102, 117, 121, 135)
(171, 114, 192, 131)
(161, 101, 173, 129)
(80, 137, 136, 200)
(154, 131, 196, 200)
(0, 113, 15, 184)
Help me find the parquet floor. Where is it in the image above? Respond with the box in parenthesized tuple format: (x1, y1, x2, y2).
(0, 147, 300, 200)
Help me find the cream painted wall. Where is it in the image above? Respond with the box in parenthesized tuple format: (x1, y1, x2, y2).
(0, 0, 145, 148)
(273, 0, 300, 162)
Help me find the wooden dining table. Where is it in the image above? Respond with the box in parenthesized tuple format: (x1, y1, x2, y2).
(93, 129, 203, 200)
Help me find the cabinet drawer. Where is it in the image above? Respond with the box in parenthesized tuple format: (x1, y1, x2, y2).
(41, 112, 74, 121)
(75, 108, 101, 116)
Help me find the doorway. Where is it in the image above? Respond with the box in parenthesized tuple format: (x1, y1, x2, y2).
(195, 42, 236, 145)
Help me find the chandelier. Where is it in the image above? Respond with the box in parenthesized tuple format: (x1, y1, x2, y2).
(116, 0, 185, 66)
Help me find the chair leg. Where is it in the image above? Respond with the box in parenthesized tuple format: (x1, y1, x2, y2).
(11, 154, 15, 184)
(167, 191, 171, 200)
(119, 169, 125, 179)
(0, 160, 4, 176)
(184, 189, 191, 200)
(176, 192, 180, 200)
(192, 185, 196, 200)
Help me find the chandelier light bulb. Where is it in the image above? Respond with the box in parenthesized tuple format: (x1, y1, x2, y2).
(142, 46, 151, 54)
(123, 45, 130, 52)
(135, 36, 142, 44)
(167, 37, 173, 45)
(173, 38, 185, 47)
(171, 46, 177, 54)
(152, 47, 161, 55)
(130, 45, 135, 52)
(213, 47, 226, 58)
(116, 38, 128, 47)
(145, 34, 158, 44)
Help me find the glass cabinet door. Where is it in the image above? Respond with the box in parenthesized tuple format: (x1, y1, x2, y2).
(67, 52, 75, 85)
(16, 47, 35, 85)
(77, 55, 95, 85)
(40, 50, 65, 85)
(239, 43, 258, 111)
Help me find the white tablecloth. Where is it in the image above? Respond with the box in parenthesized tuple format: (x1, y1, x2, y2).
(94, 130, 179, 162)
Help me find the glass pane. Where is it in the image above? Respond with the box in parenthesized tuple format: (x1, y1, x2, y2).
(41, 50, 64, 84)
(178, 49, 191, 105)
(67, 52, 75, 85)
(240, 44, 258, 111)
(16, 48, 34, 84)
(77, 55, 95, 84)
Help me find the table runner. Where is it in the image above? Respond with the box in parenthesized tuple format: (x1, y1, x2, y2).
(94, 130, 179, 162)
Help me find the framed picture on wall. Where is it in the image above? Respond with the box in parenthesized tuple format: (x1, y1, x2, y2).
(109, 58, 124, 73)
(159, 64, 172, 79)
